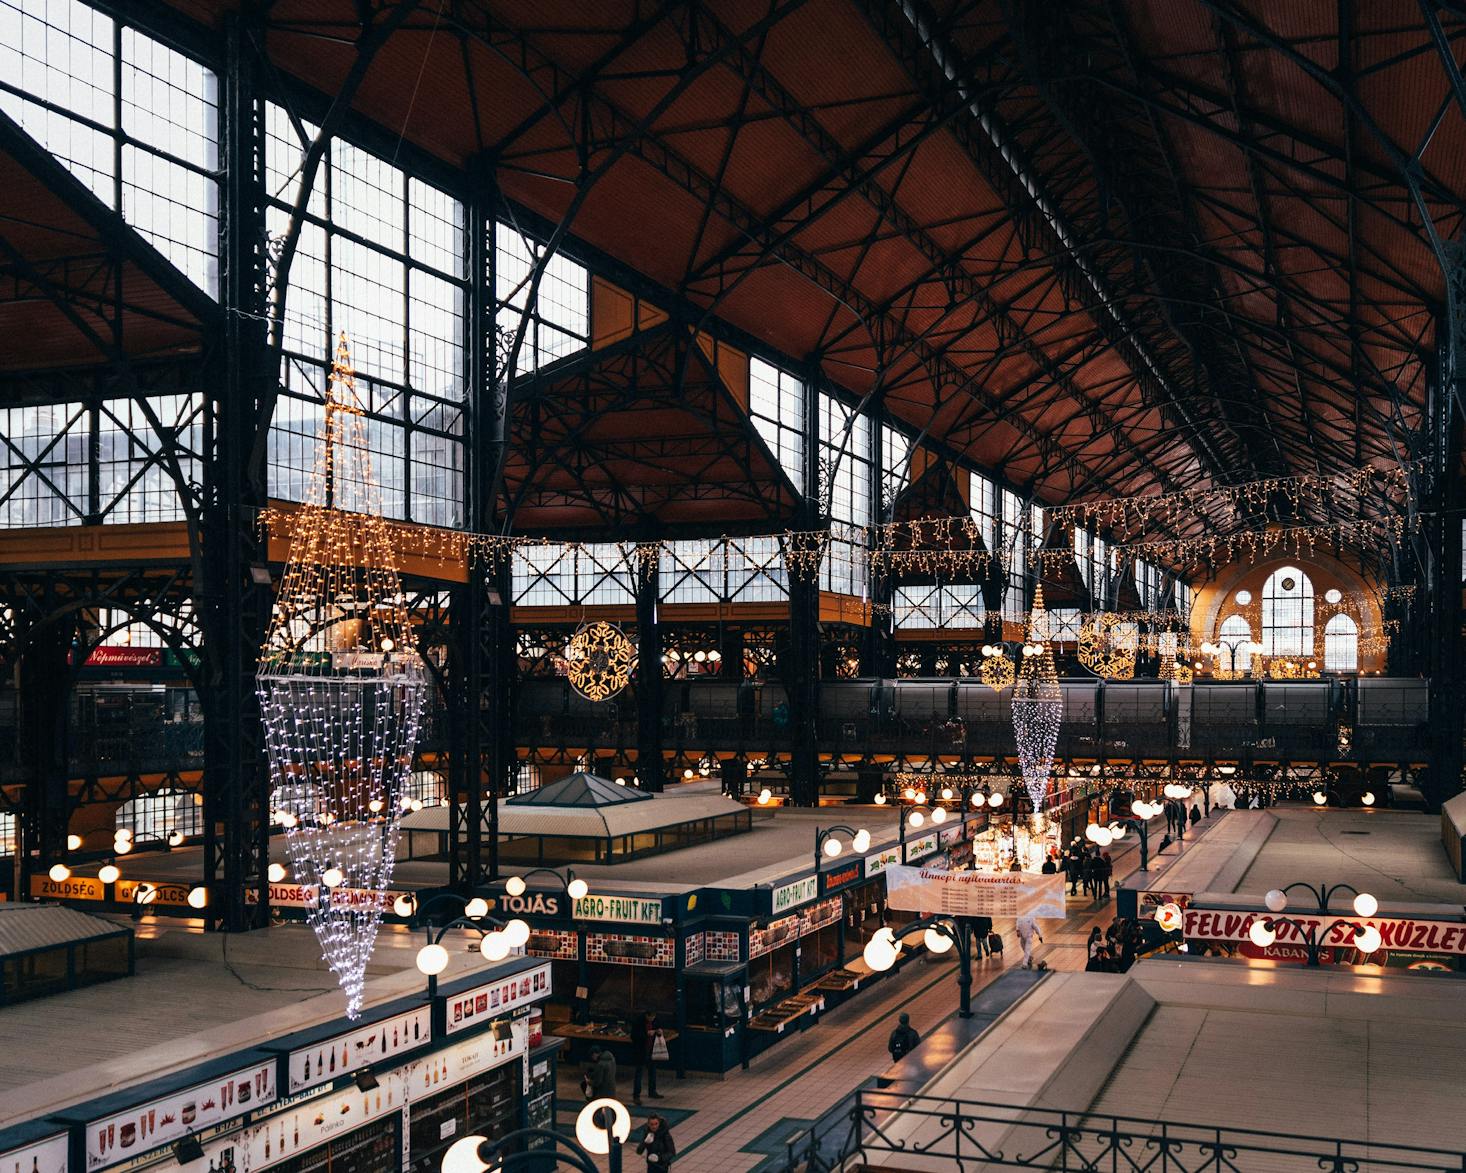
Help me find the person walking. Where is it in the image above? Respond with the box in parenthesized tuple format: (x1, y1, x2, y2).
(636, 1115, 676, 1168)
(1041, 852, 1057, 875)
(1064, 850, 1081, 896)
(1189, 803, 1202, 829)
(1081, 850, 1096, 898)
(1097, 852, 1113, 899)
(972, 915, 994, 958)
(583, 1047, 617, 1100)
(1016, 914, 1044, 969)
(630, 1011, 665, 1105)
(887, 1012, 920, 1061)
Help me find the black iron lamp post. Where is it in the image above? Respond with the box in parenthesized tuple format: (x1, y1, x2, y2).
(861, 914, 976, 1018)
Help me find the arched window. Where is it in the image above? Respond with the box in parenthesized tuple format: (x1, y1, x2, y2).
(1324, 613, 1358, 673)
(1262, 566, 1314, 656)
(1218, 614, 1253, 672)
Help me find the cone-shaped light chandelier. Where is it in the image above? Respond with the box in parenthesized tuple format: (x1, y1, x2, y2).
(257, 336, 427, 1017)
(1012, 584, 1062, 812)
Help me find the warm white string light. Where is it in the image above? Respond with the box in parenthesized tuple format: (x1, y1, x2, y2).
(256, 336, 428, 1018)
(1012, 586, 1062, 813)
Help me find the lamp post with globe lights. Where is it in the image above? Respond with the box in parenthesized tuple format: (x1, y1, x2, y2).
(1243, 883, 1382, 967)
(412, 901, 532, 998)
(814, 825, 871, 878)
(500, 867, 590, 904)
(1086, 804, 1156, 872)
(861, 915, 975, 1018)
(440, 1099, 629, 1173)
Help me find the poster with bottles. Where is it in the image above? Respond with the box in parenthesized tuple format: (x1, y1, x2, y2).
(442, 963, 551, 1035)
(85, 1061, 277, 1171)
(237, 1069, 408, 1173)
(2, 1133, 68, 1173)
(286, 1007, 432, 1094)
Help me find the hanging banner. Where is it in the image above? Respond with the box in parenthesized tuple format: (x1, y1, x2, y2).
(884, 865, 1067, 919)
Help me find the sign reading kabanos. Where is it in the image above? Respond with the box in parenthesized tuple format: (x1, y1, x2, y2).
(1184, 908, 1466, 955)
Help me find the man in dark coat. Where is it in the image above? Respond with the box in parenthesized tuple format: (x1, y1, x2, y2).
(887, 1012, 920, 1061)
(630, 1010, 664, 1104)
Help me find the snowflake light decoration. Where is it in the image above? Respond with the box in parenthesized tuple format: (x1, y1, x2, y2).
(1012, 586, 1062, 813)
(1077, 613, 1139, 679)
(256, 336, 427, 1018)
(566, 621, 636, 702)
(979, 650, 1015, 692)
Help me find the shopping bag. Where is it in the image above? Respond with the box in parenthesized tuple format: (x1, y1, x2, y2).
(651, 1031, 670, 1061)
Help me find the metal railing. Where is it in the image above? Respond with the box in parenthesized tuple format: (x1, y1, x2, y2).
(776, 1088, 1466, 1172)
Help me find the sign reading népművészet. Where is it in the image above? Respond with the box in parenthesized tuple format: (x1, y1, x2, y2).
(572, 893, 663, 924)
(884, 866, 1067, 919)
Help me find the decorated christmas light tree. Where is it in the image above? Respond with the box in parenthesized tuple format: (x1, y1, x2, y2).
(1012, 584, 1062, 812)
(257, 336, 427, 1017)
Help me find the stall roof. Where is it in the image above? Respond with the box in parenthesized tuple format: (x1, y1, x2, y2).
(0, 904, 131, 959)
(404, 786, 749, 840)
(504, 771, 651, 809)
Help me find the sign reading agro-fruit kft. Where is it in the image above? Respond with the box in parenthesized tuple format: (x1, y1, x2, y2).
(573, 893, 664, 924)
(884, 865, 1067, 919)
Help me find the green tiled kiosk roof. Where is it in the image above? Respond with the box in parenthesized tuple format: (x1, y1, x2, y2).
(504, 771, 652, 808)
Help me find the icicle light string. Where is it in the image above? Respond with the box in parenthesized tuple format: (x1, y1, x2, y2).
(256, 336, 428, 1019)
(257, 509, 1416, 584)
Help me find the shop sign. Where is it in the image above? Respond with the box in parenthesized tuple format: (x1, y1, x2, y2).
(287, 1006, 432, 1094)
(903, 833, 940, 862)
(491, 890, 564, 919)
(572, 893, 663, 925)
(820, 862, 863, 895)
(245, 883, 388, 911)
(885, 865, 1067, 919)
(237, 1066, 403, 1172)
(1137, 890, 1191, 921)
(85, 1060, 277, 1171)
(2, 1133, 68, 1173)
(770, 876, 818, 914)
(862, 847, 901, 877)
(938, 824, 967, 849)
(30, 875, 104, 902)
(1183, 908, 1466, 958)
(85, 646, 163, 668)
(444, 962, 551, 1035)
(116, 880, 191, 907)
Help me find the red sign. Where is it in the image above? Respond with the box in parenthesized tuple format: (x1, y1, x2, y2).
(821, 863, 863, 894)
(85, 645, 162, 668)
(1183, 908, 1466, 962)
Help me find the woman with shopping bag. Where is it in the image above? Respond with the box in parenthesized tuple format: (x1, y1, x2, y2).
(631, 1010, 668, 1104)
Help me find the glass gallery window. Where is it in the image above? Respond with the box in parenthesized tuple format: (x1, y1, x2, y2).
(265, 103, 467, 527)
(1261, 566, 1314, 656)
(1324, 612, 1358, 673)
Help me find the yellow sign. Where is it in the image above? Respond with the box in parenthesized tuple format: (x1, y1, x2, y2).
(30, 874, 104, 901)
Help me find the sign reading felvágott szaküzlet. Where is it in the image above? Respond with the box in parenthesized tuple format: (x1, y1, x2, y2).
(573, 894, 663, 924)
(884, 865, 1067, 919)
(771, 876, 819, 913)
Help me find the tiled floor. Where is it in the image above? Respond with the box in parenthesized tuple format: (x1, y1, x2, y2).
(551, 816, 1220, 1171)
